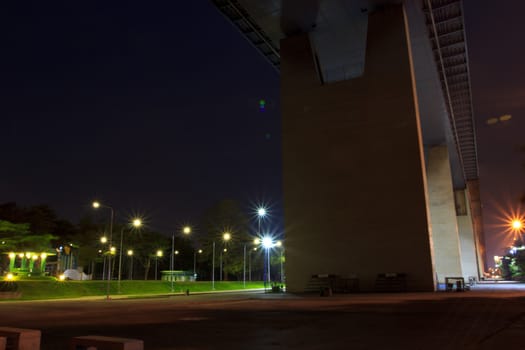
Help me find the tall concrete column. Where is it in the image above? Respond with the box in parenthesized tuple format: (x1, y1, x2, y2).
(467, 179, 487, 276)
(426, 146, 462, 282)
(281, 4, 436, 292)
(455, 189, 479, 279)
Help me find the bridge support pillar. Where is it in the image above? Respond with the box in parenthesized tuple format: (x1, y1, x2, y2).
(426, 146, 463, 282)
(281, 4, 437, 292)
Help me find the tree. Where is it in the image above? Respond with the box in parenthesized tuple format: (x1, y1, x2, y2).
(0, 219, 56, 252)
(198, 199, 252, 281)
(127, 230, 170, 280)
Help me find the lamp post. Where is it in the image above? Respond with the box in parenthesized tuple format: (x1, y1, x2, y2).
(100, 236, 107, 280)
(155, 250, 163, 280)
(127, 250, 134, 280)
(171, 226, 191, 292)
(193, 249, 202, 277)
(221, 232, 231, 281)
(212, 241, 215, 290)
(93, 201, 114, 300)
(118, 218, 142, 293)
(261, 236, 274, 289)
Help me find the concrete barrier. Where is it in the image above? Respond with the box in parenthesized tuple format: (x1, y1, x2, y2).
(70, 335, 144, 350)
(0, 327, 41, 350)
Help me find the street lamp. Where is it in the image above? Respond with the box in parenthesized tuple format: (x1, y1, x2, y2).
(100, 236, 108, 280)
(155, 250, 163, 280)
(93, 201, 114, 300)
(118, 218, 142, 293)
(511, 219, 525, 244)
(262, 236, 273, 287)
(194, 249, 202, 277)
(256, 207, 267, 235)
(171, 225, 192, 292)
(220, 232, 231, 281)
(127, 250, 134, 280)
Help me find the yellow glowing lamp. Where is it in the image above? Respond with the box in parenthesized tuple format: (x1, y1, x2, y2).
(512, 220, 523, 230)
(59, 274, 66, 281)
(6, 273, 14, 281)
(183, 226, 191, 235)
(18, 253, 24, 258)
(132, 218, 142, 228)
(41, 253, 47, 259)
(223, 232, 231, 241)
(8, 252, 15, 259)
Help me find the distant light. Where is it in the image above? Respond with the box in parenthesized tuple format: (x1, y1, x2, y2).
(254, 238, 260, 245)
(98, 250, 102, 253)
(59, 274, 66, 281)
(253, 247, 257, 251)
(101, 237, 108, 244)
(41, 253, 47, 259)
(259, 99, 266, 111)
(32, 255, 38, 260)
(262, 236, 273, 249)
(175, 250, 179, 255)
(18, 253, 24, 258)
(6, 273, 14, 281)
(156, 250, 163, 257)
(92, 201, 100, 208)
(110, 247, 116, 254)
(25, 252, 31, 258)
(512, 220, 523, 230)
(275, 240, 282, 247)
(499, 114, 512, 122)
(127, 250, 133, 256)
(223, 248, 227, 252)
(223, 232, 231, 241)
(132, 218, 142, 228)
(8, 252, 15, 259)
(198, 249, 203, 254)
(183, 226, 191, 235)
(257, 207, 267, 218)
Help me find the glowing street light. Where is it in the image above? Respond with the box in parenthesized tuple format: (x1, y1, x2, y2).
(512, 219, 523, 231)
(220, 232, 232, 281)
(171, 225, 192, 292)
(155, 250, 163, 280)
(92, 201, 114, 300)
(118, 218, 142, 292)
(127, 250, 134, 280)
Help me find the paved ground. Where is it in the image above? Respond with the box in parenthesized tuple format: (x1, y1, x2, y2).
(2, 284, 525, 349)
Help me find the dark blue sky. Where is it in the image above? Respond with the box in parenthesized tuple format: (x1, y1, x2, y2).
(0, 1, 282, 233)
(1, 0, 524, 261)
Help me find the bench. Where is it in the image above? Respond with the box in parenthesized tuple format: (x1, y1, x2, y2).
(0, 327, 41, 350)
(70, 335, 144, 350)
(445, 277, 467, 291)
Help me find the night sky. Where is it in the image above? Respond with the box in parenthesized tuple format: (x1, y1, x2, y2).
(1, 1, 524, 262)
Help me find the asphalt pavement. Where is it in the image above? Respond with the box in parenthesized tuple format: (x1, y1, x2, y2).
(1, 284, 525, 349)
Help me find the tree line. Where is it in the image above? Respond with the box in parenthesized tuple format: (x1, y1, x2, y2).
(0, 200, 271, 281)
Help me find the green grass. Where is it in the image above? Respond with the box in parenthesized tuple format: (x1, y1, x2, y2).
(0, 279, 266, 301)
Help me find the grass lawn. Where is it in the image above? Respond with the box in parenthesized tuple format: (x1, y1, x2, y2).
(0, 279, 266, 301)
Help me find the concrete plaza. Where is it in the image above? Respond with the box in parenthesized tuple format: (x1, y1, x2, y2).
(1, 284, 525, 349)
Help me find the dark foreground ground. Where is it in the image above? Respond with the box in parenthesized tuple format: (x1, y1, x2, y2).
(2, 284, 525, 349)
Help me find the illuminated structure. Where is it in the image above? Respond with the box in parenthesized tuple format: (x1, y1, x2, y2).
(4, 252, 52, 277)
(212, 0, 485, 291)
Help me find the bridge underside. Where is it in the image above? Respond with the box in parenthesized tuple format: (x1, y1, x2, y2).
(212, 0, 485, 291)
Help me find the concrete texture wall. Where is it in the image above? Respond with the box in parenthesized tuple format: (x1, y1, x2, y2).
(281, 5, 436, 292)
(426, 146, 463, 282)
(455, 189, 479, 279)
(467, 179, 487, 276)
